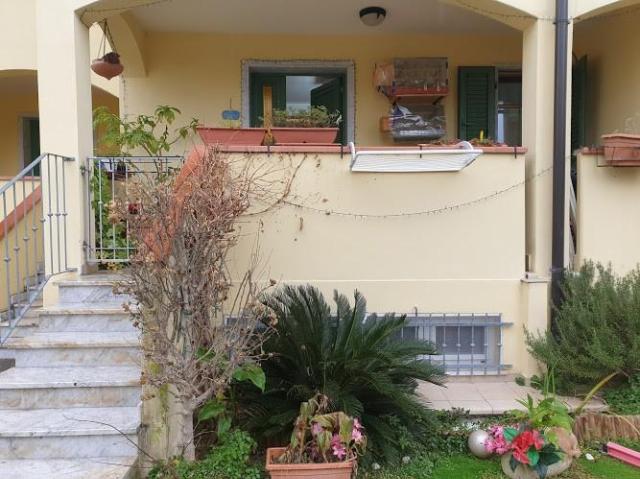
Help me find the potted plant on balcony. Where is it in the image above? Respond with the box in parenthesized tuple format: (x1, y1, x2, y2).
(266, 394, 366, 479)
(484, 394, 579, 479)
(197, 107, 266, 146)
(601, 114, 640, 166)
(601, 133, 640, 166)
(270, 106, 341, 145)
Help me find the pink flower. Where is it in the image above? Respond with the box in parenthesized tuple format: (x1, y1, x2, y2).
(311, 422, 323, 437)
(331, 434, 347, 460)
(352, 426, 364, 443)
(485, 425, 509, 455)
(354, 418, 362, 430)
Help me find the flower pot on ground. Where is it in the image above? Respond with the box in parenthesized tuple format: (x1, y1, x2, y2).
(265, 394, 365, 479)
(197, 126, 266, 146)
(602, 133, 640, 166)
(269, 106, 341, 145)
(484, 393, 578, 479)
(266, 447, 355, 479)
(500, 452, 572, 479)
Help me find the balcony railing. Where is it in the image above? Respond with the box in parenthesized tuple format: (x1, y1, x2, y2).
(1, 153, 74, 345)
(83, 156, 184, 264)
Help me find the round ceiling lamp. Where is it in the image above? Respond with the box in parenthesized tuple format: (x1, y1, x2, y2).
(359, 6, 387, 27)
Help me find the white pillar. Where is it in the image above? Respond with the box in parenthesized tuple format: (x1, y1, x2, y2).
(36, 0, 93, 276)
(522, 19, 556, 277)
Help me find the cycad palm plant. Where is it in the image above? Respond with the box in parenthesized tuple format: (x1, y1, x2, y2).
(239, 284, 444, 464)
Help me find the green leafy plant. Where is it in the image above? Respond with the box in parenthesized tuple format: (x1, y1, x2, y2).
(510, 394, 573, 432)
(93, 105, 198, 156)
(198, 363, 266, 440)
(147, 430, 263, 479)
(90, 167, 128, 262)
(270, 106, 341, 128)
(527, 261, 640, 392)
(603, 374, 640, 414)
(237, 284, 444, 465)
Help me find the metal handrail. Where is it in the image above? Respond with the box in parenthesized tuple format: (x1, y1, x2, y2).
(1, 153, 75, 345)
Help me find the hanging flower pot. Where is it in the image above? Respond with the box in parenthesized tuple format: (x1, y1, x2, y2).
(91, 52, 124, 80)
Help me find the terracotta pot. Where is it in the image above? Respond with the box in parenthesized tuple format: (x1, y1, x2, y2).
(602, 133, 640, 166)
(265, 447, 355, 479)
(272, 128, 339, 145)
(196, 127, 266, 146)
(500, 453, 573, 479)
(91, 53, 124, 80)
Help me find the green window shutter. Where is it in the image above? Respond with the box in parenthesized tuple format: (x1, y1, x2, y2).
(249, 73, 286, 127)
(458, 67, 496, 140)
(310, 76, 346, 144)
(571, 56, 587, 153)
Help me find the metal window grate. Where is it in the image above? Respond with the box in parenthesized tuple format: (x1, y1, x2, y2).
(388, 313, 511, 376)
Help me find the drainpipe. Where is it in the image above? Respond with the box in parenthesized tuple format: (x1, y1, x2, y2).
(551, 0, 570, 321)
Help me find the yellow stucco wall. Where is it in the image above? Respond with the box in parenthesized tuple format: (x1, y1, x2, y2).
(0, 84, 39, 177)
(574, 6, 640, 145)
(226, 150, 535, 372)
(0, 84, 119, 177)
(123, 31, 522, 147)
(576, 152, 640, 274)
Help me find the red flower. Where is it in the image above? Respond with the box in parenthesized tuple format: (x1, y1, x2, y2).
(510, 429, 544, 465)
(512, 447, 530, 465)
(531, 429, 544, 450)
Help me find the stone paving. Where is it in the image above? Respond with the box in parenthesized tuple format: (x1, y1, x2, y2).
(418, 378, 608, 415)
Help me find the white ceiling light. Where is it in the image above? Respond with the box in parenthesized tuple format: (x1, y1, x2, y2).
(359, 6, 386, 27)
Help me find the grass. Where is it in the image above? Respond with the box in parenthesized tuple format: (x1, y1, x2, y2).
(575, 456, 640, 479)
(425, 454, 639, 479)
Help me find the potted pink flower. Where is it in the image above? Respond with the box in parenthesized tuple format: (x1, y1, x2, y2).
(266, 394, 366, 479)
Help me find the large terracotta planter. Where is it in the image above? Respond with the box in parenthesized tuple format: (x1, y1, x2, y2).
(602, 133, 640, 166)
(197, 127, 266, 146)
(272, 127, 339, 145)
(265, 447, 355, 479)
(500, 453, 573, 479)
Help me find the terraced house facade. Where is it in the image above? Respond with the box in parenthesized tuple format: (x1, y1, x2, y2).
(1, 0, 640, 477)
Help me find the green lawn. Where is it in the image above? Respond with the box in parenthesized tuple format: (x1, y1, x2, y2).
(428, 454, 639, 479)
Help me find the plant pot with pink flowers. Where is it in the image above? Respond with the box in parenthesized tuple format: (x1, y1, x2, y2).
(483, 393, 579, 479)
(265, 394, 366, 479)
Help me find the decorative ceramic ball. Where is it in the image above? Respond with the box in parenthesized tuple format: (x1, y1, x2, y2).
(468, 429, 492, 459)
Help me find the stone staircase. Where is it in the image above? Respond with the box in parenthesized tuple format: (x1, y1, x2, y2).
(0, 273, 141, 478)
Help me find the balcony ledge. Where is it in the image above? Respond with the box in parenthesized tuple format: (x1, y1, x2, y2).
(215, 144, 527, 155)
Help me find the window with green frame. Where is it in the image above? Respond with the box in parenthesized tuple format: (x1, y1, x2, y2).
(249, 72, 347, 144)
(458, 66, 522, 146)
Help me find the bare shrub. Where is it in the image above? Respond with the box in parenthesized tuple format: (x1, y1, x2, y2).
(115, 146, 291, 460)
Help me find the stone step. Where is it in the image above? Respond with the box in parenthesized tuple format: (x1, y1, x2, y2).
(1, 307, 135, 336)
(0, 367, 141, 409)
(0, 406, 140, 459)
(56, 277, 132, 306)
(0, 332, 140, 368)
(32, 307, 135, 333)
(0, 457, 136, 479)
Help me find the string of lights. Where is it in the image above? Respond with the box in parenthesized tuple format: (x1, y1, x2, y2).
(279, 166, 553, 220)
(81, 0, 638, 27)
(80, 0, 174, 21)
